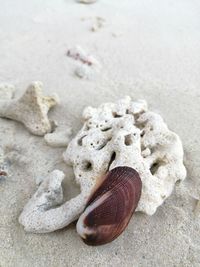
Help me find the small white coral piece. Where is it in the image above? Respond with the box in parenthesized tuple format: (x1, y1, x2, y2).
(44, 125, 72, 147)
(0, 82, 59, 136)
(67, 46, 101, 79)
(91, 17, 105, 32)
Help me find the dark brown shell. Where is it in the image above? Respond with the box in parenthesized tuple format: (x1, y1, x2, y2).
(76, 166, 142, 246)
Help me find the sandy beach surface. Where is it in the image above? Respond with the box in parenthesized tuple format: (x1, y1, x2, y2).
(0, 0, 200, 266)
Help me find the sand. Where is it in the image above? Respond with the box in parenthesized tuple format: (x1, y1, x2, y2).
(0, 0, 200, 266)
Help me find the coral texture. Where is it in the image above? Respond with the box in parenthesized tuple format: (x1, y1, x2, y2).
(0, 148, 8, 180)
(19, 96, 186, 233)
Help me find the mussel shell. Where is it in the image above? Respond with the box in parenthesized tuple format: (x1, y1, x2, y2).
(76, 166, 142, 246)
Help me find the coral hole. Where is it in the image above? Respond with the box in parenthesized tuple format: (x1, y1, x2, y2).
(82, 160, 92, 171)
(150, 162, 160, 175)
(96, 137, 112, 150)
(150, 160, 166, 175)
(101, 127, 112, 132)
(112, 112, 122, 118)
(124, 134, 133, 146)
(78, 135, 87, 146)
(107, 152, 116, 171)
(140, 130, 145, 137)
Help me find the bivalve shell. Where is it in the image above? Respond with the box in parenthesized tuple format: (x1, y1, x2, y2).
(76, 166, 142, 246)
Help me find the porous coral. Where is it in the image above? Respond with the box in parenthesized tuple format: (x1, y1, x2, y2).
(65, 96, 186, 215)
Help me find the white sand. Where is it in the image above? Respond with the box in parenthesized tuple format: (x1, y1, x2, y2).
(0, 0, 200, 266)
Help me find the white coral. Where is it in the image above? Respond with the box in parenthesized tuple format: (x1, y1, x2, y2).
(65, 96, 186, 215)
(19, 170, 87, 233)
(0, 82, 59, 136)
(44, 125, 72, 147)
(19, 96, 186, 233)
